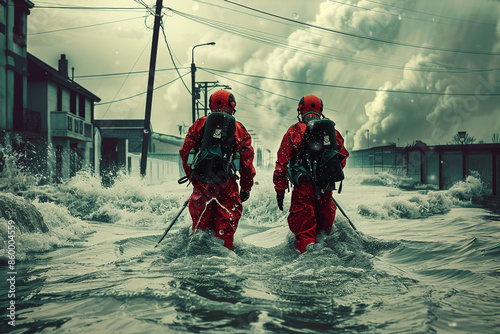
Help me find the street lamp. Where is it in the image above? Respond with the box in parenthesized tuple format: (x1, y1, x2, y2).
(191, 42, 215, 123)
(458, 131, 467, 145)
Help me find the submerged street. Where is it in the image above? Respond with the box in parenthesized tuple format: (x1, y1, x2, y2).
(1, 170, 499, 333)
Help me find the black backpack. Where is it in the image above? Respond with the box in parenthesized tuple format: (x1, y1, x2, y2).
(190, 112, 238, 184)
(288, 119, 345, 197)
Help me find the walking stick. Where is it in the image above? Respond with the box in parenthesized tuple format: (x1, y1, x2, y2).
(332, 196, 360, 236)
(155, 198, 190, 248)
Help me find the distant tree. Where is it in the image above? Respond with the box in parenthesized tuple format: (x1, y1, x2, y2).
(449, 132, 476, 145)
(406, 140, 417, 147)
(493, 133, 500, 143)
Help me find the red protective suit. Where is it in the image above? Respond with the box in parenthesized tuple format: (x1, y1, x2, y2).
(180, 114, 255, 249)
(274, 121, 349, 253)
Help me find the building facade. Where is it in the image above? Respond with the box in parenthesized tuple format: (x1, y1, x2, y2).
(348, 142, 500, 196)
(27, 53, 100, 180)
(94, 120, 183, 185)
(1, 1, 101, 181)
(0, 0, 34, 131)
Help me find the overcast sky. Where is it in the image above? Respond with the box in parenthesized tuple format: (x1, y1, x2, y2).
(27, 0, 500, 152)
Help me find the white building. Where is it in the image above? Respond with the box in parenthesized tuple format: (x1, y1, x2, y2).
(27, 53, 101, 180)
(1, 0, 101, 181)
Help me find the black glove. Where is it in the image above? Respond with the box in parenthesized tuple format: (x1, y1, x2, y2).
(240, 190, 250, 202)
(277, 193, 285, 211)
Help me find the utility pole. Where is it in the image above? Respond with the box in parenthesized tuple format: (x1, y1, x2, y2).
(203, 83, 208, 117)
(191, 42, 215, 123)
(140, 0, 163, 177)
(191, 61, 199, 124)
(195, 81, 231, 116)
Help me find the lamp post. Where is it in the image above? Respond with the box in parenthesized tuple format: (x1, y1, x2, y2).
(191, 42, 215, 123)
(458, 131, 467, 145)
(345, 130, 349, 151)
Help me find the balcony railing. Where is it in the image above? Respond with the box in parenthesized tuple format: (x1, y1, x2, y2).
(51, 111, 93, 141)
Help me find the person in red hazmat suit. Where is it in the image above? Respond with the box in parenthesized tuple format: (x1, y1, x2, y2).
(273, 94, 349, 253)
(179, 90, 255, 250)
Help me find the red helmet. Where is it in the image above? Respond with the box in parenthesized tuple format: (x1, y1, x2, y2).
(209, 89, 236, 114)
(297, 94, 323, 115)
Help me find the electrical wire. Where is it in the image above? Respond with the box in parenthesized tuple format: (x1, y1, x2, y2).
(32, 5, 146, 11)
(74, 68, 184, 79)
(362, 0, 500, 29)
(28, 16, 143, 35)
(201, 67, 500, 96)
(171, 8, 500, 74)
(223, 0, 500, 56)
(99, 38, 151, 117)
(159, 18, 192, 94)
(134, 0, 155, 16)
(327, 0, 500, 32)
(199, 68, 340, 114)
(193, 0, 410, 63)
(133, 0, 192, 94)
(96, 73, 189, 105)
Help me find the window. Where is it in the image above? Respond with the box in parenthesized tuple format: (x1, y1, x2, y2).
(0, 2, 6, 35)
(57, 87, 62, 111)
(13, 73, 24, 131)
(13, 3, 25, 37)
(70, 91, 76, 115)
(79, 95, 85, 118)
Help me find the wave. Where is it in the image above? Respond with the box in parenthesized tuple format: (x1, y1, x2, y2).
(358, 173, 485, 219)
(13, 169, 190, 228)
(150, 213, 399, 273)
(0, 196, 93, 261)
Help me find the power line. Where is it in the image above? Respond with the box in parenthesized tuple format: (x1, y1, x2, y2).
(99, 39, 151, 116)
(133, 0, 191, 93)
(200, 68, 339, 114)
(362, 0, 500, 29)
(96, 69, 190, 105)
(172, 8, 500, 74)
(201, 67, 500, 97)
(223, 0, 500, 56)
(28, 16, 143, 35)
(327, 0, 500, 32)
(193, 0, 410, 63)
(74, 68, 183, 79)
(133, 0, 155, 16)
(159, 18, 191, 94)
(32, 6, 146, 11)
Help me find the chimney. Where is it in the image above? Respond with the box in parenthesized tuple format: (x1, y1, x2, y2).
(58, 54, 68, 78)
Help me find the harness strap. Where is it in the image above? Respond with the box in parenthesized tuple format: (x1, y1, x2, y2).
(192, 197, 237, 233)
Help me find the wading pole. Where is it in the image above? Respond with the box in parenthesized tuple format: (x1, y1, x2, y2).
(332, 196, 360, 236)
(155, 198, 189, 247)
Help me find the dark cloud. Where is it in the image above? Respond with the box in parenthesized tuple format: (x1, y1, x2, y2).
(27, 0, 500, 151)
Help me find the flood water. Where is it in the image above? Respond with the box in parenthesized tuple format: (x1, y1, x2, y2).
(1, 169, 499, 333)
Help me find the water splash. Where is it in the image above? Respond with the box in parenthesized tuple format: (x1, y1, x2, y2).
(0, 132, 41, 192)
(446, 171, 484, 205)
(358, 173, 485, 219)
(0, 197, 93, 261)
